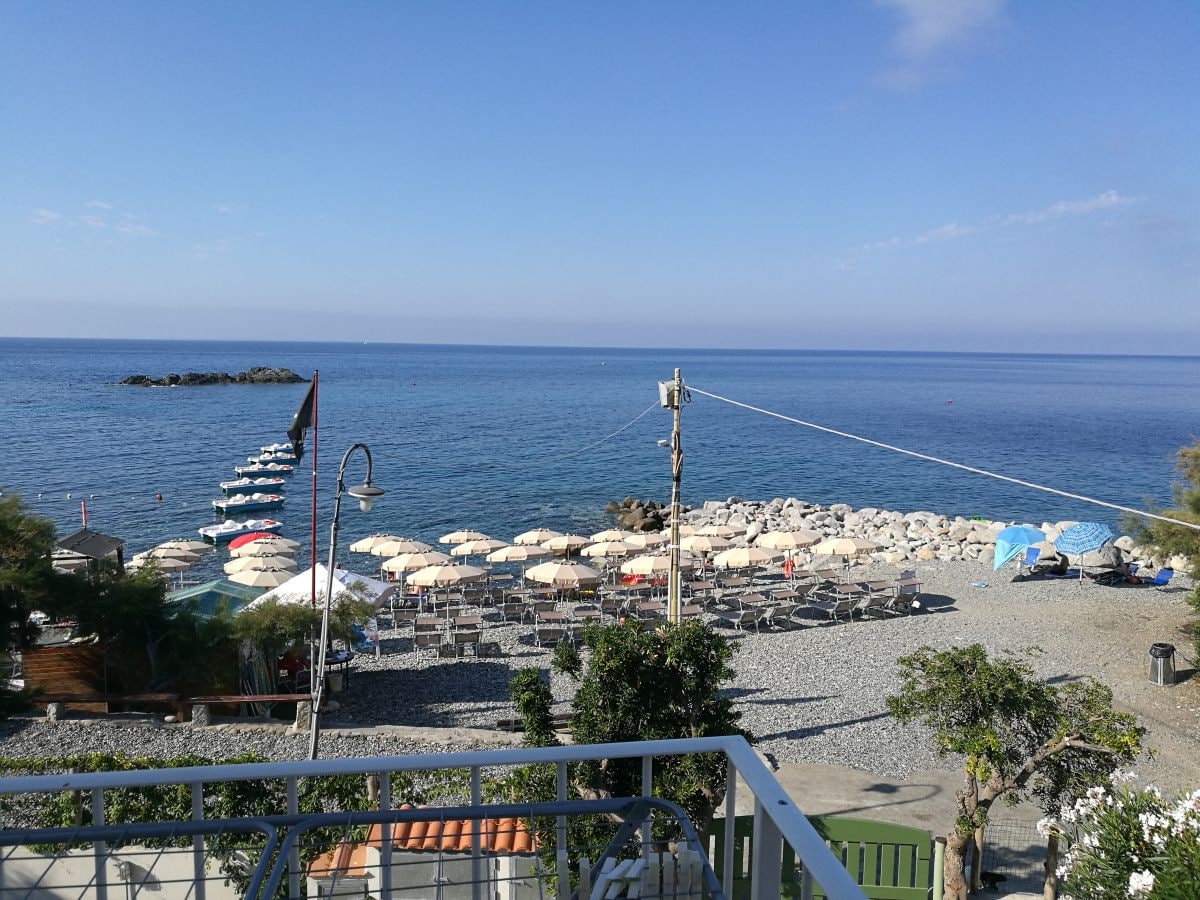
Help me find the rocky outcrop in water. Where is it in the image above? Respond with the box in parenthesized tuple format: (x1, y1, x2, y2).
(603, 496, 692, 532)
(119, 367, 308, 386)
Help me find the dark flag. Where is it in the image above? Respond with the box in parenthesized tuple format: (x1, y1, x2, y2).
(287, 378, 317, 460)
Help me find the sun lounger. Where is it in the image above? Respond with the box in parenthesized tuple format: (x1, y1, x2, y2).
(715, 608, 762, 632)
(808, 596, 855, 623)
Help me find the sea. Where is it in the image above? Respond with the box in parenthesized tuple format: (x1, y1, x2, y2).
(2, 338, 1198, 581)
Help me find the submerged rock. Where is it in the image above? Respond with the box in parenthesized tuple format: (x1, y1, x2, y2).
(119, 367, 308, 387)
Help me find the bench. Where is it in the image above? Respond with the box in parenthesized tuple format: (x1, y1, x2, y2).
(187, 694, 310, 727)
(36, 693, 185, 719)
(494, 711, 574, 733)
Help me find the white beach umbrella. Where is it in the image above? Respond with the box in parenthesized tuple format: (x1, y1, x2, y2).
(230, 539, 297, 558)
(541, 534, 591, 556)
(620, 553, 696, 576)
(590, 528, 635, 543)
(696, 523, 747, 538)
(156, 539, 212, 554)
(625, 532, 670, 549)
(439, 530, 491, 545)
(350, 534, 406, 553)
(134, 547, 201, 563)
(757, 530, 823, 551)
(450, 538, 509, 558)
(242, 564, 394, 610)
(712, 546, 783, 569)
(524, 561, 603, 589)
(370, 538, 434, 557)
(580, 540, 636, 559)
(680, 534, 731, 554)
(407, 563, 488, 588)
(129, 556, 192, 573)
(512, 528, 563, 546)
(486, 545, 551, 564)
(381, 550, 453, 574)
(224, 555, 297, 575)
(245, 535, 300, 550)
(811, 537, 882, 559)
(229, 568, 293, 589)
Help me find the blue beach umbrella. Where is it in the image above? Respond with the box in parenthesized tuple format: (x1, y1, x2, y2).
(993, 525, 1046, 571)
(1054, 522, 1116, 557)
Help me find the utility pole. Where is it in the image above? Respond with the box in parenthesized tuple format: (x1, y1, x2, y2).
(665, 368, 684, 624)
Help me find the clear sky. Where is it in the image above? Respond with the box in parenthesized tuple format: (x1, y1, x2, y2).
(2, 2, 1197, 353)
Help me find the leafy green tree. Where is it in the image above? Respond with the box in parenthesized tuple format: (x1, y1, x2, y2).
(887, 645, 1144, 900)
(1129, 440, 1200, 659)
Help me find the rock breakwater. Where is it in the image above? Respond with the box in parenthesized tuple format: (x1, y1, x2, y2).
(119, 367, 308, 386)
(683, 496, 1188, 572)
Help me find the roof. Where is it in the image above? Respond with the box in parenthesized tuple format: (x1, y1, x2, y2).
(307, 809, 536, 879)
(56, 529, 124, 560)
(167, 579, 261, 620)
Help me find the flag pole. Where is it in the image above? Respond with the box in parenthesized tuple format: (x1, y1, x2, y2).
(310, 370, 319, 608)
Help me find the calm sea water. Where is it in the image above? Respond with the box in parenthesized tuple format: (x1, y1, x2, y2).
(2, 338, 1198, 578)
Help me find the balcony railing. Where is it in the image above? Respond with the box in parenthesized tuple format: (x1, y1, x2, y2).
(0, 735, 867, 899)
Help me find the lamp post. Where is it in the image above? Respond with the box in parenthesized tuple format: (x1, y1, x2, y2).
(308, 442, 385, 760)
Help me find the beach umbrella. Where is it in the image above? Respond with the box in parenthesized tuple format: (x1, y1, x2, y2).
(712, 546, 783, 569)
(524, 561, 602, 588)
(590, 528, 635, 543)
(993, 525, 1046, 571)
(450, 538, 509, 558)
(228, 531, 285, 550)
(757, 530, 822, 551)
(134, 547, 201, 563)
(541, 534, 591, 557)
(620, 553, 696, 576)
(129, 556, 191, 573)
(350, 534, 406, 553)
(224, 555, 297, 575)
(381, 550, 453, 574)
(370, 538, 433, 557)
(407, 563, 488, 588)
(229, 568, 292, 589)
(680, 534, 731, 554)
(242, 564, 395, 609)
(156, 539, 211, 554)
(696, 523, 747, 538)
(811, 537, 882, 559)
(581, 540, 636, 559)
(486, 545, 551, 564)
(513, 528, 564, 546)
(1054, 522, 1117, 582)
(439, 529, 491, 545)
(230, 539, 297, 558)
(625, 532, 670, 549)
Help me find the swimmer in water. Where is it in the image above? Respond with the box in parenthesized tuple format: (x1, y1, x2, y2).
(155, 493, 163, 502)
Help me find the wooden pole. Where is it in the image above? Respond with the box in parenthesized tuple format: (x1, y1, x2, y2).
(310, 370, 319, 607)
(667, 368, 683, 625)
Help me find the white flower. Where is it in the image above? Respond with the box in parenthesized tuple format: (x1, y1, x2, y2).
(1037, 817, 1057, 838)
(1111, 770, 1137, 786)
(1127, 869, 1155, 896)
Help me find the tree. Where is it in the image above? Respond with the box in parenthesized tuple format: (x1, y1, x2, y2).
(1129, 439, 1200, 660)
(509, 621, 747, 884)
(886, 645, 1144, 900)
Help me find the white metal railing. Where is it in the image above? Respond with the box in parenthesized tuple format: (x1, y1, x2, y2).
(0, 735, 867, 899)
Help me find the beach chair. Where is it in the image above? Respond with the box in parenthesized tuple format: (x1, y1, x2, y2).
(895, 570, 921, 613)
(764, 603, 800, 629)
(1018, 547, 1040, 577)
(1138, 567, 1174, 588)
(413, 631, 443, 662)
(715, 608, 762, 632)
(452, 630, 481, 657)
(808, 596, 855, 623)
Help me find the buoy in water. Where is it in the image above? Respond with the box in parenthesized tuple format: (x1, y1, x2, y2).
(155, 493, 163, 502)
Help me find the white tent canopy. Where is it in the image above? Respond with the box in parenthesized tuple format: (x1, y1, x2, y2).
(240, 564, 395, 611)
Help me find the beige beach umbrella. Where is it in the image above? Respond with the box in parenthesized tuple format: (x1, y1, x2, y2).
(757, 530, 822, 551)
(541, 534, 591, 556)
(450, 538, 509, 558)
(811, 537, 882, 559)
(512, 528, 563, 546)
(229, 568, 293, 588)
(486, 545, 551, 564)
(625, 532, 670, 549)
(350, 534, 405, 553)
(407, 563, 488, 588)
(712, 546, 783, 569)
(246, 535, 300, 550)
(581, 540, 636, 559)
(370, 538, 434, 557)
(224, 555, 297, 575)
(439, 529, 491, 545)
(696, 523, 747, 538)
(156, 539, 212, 554)
(680, 534, 731, 554)
(230, 540, 297, 559)
(381, 550, 453, 574)
(524, 561, 603, 589)
(620, 553, 696, 576)
(129, 556, 192, 573)
(590, 528, 635, 543)
(134, 547, 201, 563)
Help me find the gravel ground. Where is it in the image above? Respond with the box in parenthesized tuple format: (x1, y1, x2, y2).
(3, 558, 1196, 794)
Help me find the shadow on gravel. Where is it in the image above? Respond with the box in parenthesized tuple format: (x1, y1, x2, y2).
(332, 661, 515, 727)
(756, 710, 889, 742)
(915, 593, 957, 613)
(735, 694, 837, 708)
(820, 781, 945, 819)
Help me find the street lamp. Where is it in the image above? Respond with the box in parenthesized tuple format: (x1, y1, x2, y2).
(308, 442, 384, 760)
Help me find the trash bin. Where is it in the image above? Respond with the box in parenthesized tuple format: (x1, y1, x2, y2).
(327, 671, 345, 694)
(1148, 643, 1176, 686)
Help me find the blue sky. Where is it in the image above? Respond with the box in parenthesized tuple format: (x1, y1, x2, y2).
(2, 2, 1197, 352)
